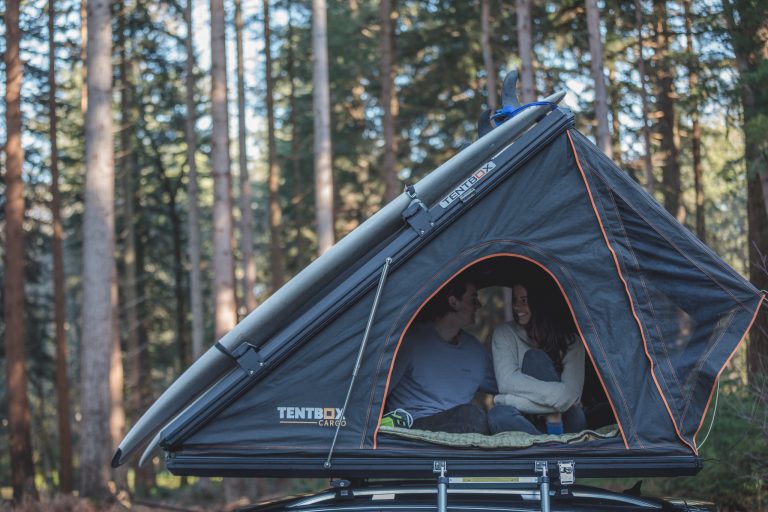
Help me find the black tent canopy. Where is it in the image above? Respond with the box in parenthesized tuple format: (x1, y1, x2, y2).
(114, 94, 763, 479)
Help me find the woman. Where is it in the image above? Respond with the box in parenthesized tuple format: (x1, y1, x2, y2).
(489, 282, 587, 435)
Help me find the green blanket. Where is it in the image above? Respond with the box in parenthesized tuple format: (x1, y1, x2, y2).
(378, 424, 619, 448)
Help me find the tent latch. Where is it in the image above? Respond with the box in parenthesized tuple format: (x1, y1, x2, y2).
(230, 343, 264, 376)
(557, 460, 575, 485)
(402, 194, 434, 237)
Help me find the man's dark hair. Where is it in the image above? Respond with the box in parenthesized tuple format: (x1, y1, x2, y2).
(421, 274, 473, 321)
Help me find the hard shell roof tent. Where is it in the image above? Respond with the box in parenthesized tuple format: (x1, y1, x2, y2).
(113, 72, 764, 480)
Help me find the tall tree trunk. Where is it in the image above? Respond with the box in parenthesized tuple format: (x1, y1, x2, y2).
(81, 0, 88, 113)
(48, 0, 74, 494)
(287, 0, 307, 274)
(80, 0, 115, 497)
(652, 0, 681, 219)
(312, 0, 335, 254)
(109, 266, 127, 490)
(516, 0, 535, 103)
(4, 0, 37, 501)
(723, 0, 768, 379)
(585, 0, 612, 158)
(235, 0, 257, 311)
(118, 0, 140, 440)
(481, 0, 497, 112)
(634, 0, 654, 193)
(133, 217, 156, 493)
(683, 0, 704, 241)
(264, 0, 285, 290)
(608, 61, 622, 164)
(210, 0, 237, 339)
(380, 0, 399, 203)
(184, 0, 205, 361)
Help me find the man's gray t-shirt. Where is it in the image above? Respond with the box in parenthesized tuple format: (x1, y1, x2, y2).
(387, 322, 496, 419)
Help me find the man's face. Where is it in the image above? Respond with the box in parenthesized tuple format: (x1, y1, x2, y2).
(453, 283, 481, 328)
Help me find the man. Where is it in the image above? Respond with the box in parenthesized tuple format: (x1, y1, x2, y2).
(385, 275, 497, 434)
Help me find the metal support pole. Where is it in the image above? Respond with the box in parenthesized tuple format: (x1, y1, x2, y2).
(436, 463, 448, 512)
(536, 461, 551, 512)
(324, 258, 392, 468)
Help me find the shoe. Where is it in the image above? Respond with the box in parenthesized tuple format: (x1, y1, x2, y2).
(381, 409, 414, 429)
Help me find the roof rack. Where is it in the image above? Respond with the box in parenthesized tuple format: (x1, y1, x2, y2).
(287, 461, 664, 512)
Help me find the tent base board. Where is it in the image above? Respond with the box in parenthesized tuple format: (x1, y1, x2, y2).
(165, 453, 702, 478)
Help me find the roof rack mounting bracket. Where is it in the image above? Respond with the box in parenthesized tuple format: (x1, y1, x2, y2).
(230, 343, 264, 376)
(402, 198, 434, 237)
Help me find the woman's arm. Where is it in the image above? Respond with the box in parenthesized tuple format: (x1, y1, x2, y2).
(492, 324, 567, 410)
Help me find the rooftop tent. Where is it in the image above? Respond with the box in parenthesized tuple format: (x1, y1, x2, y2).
(114, 81, 763, 479)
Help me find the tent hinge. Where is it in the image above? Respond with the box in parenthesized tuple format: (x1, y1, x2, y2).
(228, 343, 265, 376)
(402, 185, 434, 237)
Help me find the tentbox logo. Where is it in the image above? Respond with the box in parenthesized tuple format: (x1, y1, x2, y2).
(439, 161, 496, 208)
(277, 406, 347, 427)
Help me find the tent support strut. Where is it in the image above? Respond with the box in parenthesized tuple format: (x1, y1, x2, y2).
(324, 257, 393, 468)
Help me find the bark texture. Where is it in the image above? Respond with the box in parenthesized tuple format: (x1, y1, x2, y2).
(683, 0, 704, 241)
(48, 0, 74, 494)
(210, 0, 237, 339)
(235, 0, 258, 310)
(265, 0, 285, 290)
(312, 0, 335, 254)
(184, 0, 205, 361)
(4, 0, 37, 501)
(481, 0, 497, 111)
(380, 0, 399, 203)
(585, 0, 612, 158)
(634, 0, 654, 193)
(80, 0, 115, 497)
(652, 0, 681, 219)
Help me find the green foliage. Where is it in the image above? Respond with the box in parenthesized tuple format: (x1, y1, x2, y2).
(654, 379, 767, 511)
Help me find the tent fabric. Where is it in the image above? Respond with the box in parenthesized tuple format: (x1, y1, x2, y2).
(155, 116, 762, 473)
(568, 131, 763, 449)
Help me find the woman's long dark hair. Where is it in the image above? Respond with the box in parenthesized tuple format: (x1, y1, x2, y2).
(515, 278, 577, 373)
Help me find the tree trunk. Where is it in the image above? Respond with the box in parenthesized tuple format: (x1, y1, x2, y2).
(184, 0, 205, 361)
(723, 0, 768, 379)
(264, 0, 285, 290)
(585, 0, 612, 158)
(210, 0, 237, 339)
(4, 0, 37, 501)
(118, 0, 140, 429)
(380, 0, 399, 203)
(516, 0, 535, 103)
(287, 0, 307, 274)
(312, 0, 335, 254)
(80, 0, 115, 497)
(481, 0, 497, 111)
(652, 0, 681, 219)
(48, 0, 74, 494)
(109, 265, 127, 490)
(634, 0, 653, 193)
(235, 0, 257, 311)
(683, 0, 704, 242)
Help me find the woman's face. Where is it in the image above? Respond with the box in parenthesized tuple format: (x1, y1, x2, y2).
(512, 284, 532, 326)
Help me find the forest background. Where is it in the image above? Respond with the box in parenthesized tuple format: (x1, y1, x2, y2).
(1, 0, 768, 509)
